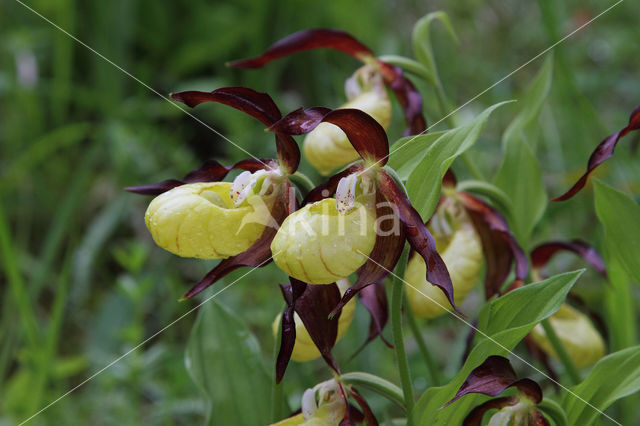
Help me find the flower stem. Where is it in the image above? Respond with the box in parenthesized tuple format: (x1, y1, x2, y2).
(390, 247, 415, 421)
(405, 302, 443, 386)
(541, 318, 581, 385)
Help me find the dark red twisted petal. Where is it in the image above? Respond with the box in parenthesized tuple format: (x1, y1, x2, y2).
(350, 281, 393, 359)
(330, 191, 405, 318)
(276, 279, 306, 383)
(553, 105, 640, 201)
(270, 108, 389, 165)
(457, 192, 528, 298)
(348, 387, 379, 426)
(171, 87, 300, 173)
(304, 164, 364, 204)
(376, 170, 457, 311)
(530, 240, 606, 277)
(378, 61, 427, 135)
(446, 355, 543, 408)
(228, 28, 374, 68)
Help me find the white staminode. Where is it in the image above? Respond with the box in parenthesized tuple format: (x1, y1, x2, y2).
(230, 169, 282, 206)
(336, 172, 374, 215)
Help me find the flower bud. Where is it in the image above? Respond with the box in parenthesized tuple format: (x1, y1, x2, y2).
(530, 304, 605, 368)
(303, 65, 391, 175)
(272, 279, 355, 362)
(271, 379, 347, 426)
(405, 201, 482, 318)
(145, 181, 275, 259)
(271, 195, 377, 284)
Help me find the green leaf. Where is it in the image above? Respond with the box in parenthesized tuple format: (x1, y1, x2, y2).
(538, 398, 569, 426)
(403, 101, 511, 219)
(186, 300, 271, 426)
(412, 11, 458, 79)
(494, 57, 553, 247)
(455, 180, 514, 222)
(413, 270, 583, 425)
(388, 131, 445, 180)
(594, 179, 640, 284)
(340, 372, 405, 410)
(377, 54, 433, 84)
(563, 346, 640, 425)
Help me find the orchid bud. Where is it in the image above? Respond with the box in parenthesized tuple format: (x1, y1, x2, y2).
(303, 65, 391, 175)
(404, 199, 482, 318)
(272, 279, 355, 362)
(530, 304, 605, 368)
(145, 180, 277, 259)
(271, 379, 348, 426)
(486, 398, 546, 426)
(271, 192, 377, 284)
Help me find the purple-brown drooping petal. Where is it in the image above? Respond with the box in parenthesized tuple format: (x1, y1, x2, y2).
(457, 192, 528, 298)
(270, 108, 389, 166)
(125, 159, 234, 195)
(228, 28, 375, 68)
(348, 387, 379, 426)
(276, 279, 307, 383)
(351, 281, 393, 359)
(530, 240, 606, 277)
(553, 105, 640, 201)
(171, 87, 300, 173)
(378, 61, 427, 135)
(293, 280, 342, 374)
(445, 355, 543, 407)
(376, 170, 457, 311)
(330, 191, 406, 317)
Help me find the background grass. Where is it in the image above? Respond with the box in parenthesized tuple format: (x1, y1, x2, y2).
(1, 0, 639, 424)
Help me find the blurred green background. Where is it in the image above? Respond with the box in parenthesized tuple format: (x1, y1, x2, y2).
(1, 0, 639, 424)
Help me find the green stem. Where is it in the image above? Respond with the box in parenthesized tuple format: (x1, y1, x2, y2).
(540, 318, 581, 385)
(405, 303, 443, 386)
(390, 248, 414, 421)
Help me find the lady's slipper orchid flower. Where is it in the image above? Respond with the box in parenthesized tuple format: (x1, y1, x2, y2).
(446, 356, 550, 426)
(271, 378, 377, 426)
(230, 28, 427, 174)
(127, 87, 300, 299)
(404, 195, 483, 318)
(303, 65, 391, 175)
(526, 240, 607, 368)
(553, 104, 640, 201)
(268, 107, 456, 319)
(529, 304, 605, 368)
(272, 279, 356, 362)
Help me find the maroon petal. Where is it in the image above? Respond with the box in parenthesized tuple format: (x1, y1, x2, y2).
(125, 159, 234, 195)
(530, 240, 606, 277)
(351, 281, 393, 359)
(378, 61, 427, 135)
(228, 28, 374, 68)
(553, 105, 640, 201)
(171, 87, 300, 173)
(348, 387, 379, 426)
(271, 108, 389, 165)
(457, 192, 528, 299)
(330, 191, 405, 317)
(276, 279, 307, 383)
(462, 396, 519, 426)
(180, 192, 288, 299)
(376, 170, 457, 311)
(293, 280, 342, 374)
(446, 355, 543, 407)
(304, 164, 363, 204)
